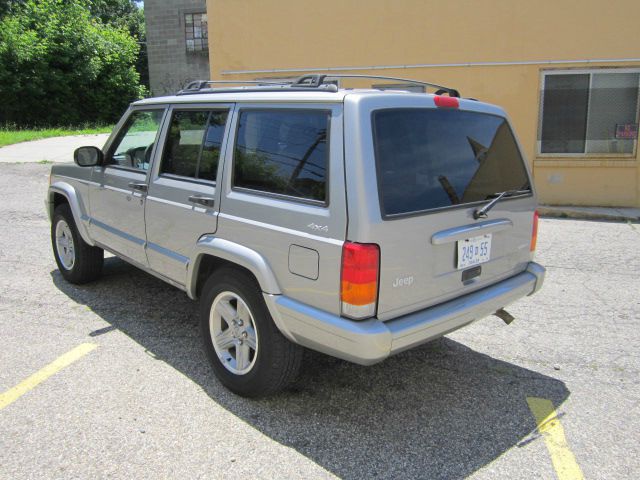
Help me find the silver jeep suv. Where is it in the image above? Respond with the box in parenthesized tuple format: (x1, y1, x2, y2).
(46, 74, 545, 397)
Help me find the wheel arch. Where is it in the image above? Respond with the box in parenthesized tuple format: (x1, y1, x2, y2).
(186, 236, 281, 300)
(48, 183, 95, 246)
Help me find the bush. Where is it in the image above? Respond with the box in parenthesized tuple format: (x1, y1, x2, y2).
(0, 0, 145, 127)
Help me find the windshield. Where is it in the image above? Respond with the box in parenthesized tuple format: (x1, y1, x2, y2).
(372, 108, 531, 217)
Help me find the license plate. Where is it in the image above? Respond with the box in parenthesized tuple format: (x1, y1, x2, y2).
(457, 234, 492, 269)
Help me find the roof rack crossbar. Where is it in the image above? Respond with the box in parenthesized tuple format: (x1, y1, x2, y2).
(177, 79, 338, 95)
(292, 74, 460, 97)
(177, 86, 340, 96)
(185, 79, 292, 89)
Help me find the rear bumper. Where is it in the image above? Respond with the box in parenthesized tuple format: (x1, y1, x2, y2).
(264, 262, 545, 365)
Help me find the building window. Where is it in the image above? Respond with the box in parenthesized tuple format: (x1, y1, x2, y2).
(539, 70, 640, 155)
(185, 13, 208, 52)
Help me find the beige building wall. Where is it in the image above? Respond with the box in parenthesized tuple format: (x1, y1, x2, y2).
(207, 0, 640, 207)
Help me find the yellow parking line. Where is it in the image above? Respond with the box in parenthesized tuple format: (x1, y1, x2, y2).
(0, 343, 97, 411)
(527, 397, 585, 480)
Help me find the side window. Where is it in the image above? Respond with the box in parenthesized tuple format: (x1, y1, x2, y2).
(160, 110, 228, 181)
(199, 112, 228, 181)
(233, 110, 329, 202)
(109, 110, 164, 171)
(161, 111, 207, 178)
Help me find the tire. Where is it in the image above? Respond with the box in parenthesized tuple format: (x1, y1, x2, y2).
(51, 204, 103, 284)
(200, 267, 303, 397)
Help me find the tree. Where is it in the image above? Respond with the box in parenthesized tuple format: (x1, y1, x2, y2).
(0, 0, 145, 127)
(87, 0, 148, 88)
(0, 1, 26, 18)
(88, 0, 140, 27)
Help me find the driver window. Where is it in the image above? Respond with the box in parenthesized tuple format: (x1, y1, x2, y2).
(109, 110, 164, 171)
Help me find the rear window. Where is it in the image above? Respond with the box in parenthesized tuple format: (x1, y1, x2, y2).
(373, 109, 531, 217)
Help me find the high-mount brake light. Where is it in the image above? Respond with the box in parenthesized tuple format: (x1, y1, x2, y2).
(530, 210, 539, 252)
(434, 95, 459, 108)
(341, 242, 380, 319)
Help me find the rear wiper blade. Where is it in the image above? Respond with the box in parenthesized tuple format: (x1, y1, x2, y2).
(472, 189, 530, 220)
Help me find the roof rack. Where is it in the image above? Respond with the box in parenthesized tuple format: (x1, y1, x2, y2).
(176, 74, 460, 97)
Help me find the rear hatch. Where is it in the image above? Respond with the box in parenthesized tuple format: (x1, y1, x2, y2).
(349, 98, 537, 321)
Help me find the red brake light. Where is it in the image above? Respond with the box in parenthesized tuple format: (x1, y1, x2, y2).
(341, 242, 380, 319)
(530, 210, 539, 252)
(434, 95, 459, 108)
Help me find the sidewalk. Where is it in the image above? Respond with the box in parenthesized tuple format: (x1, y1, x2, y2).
(538, 205, 640, 222)
(0, 134, 110, 164)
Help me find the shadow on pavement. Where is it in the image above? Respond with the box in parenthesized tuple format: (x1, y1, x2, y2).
(52, 258, 568, 480)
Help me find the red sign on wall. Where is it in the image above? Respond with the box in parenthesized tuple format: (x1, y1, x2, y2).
(615, 124, 639, 140)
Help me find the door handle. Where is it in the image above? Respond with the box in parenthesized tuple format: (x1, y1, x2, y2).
(188, 195, 215, 208)
(128, 182, 148, 193)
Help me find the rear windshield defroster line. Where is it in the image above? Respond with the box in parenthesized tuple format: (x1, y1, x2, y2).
(372, 109, 532, 218)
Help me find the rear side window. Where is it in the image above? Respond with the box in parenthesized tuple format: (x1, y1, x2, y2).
(233, 110, 329, 203)
(373, 109, 531, 216)
(160, 110, 228, 181)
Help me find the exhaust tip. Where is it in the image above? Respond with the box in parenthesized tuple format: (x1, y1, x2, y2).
(494, 308, 515, 325)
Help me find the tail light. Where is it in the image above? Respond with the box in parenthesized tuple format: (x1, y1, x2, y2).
(530, 210, 539, 252)
(341, 242, 380, 319)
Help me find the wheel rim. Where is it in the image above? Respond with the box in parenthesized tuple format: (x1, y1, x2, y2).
(209, 291, 259, 375)
(55, 219, 75, 270)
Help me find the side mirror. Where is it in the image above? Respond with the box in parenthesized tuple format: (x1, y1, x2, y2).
(74, 146, 103, 167)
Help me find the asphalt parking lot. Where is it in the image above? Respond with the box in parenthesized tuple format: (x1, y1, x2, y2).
(0, 162, 638, 479)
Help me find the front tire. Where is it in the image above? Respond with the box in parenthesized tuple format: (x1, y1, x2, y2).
(200, 267, 303, 397)
(51, 204, 103, 284)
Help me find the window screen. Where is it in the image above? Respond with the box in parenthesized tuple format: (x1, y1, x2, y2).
(540, 71, 640, 155)
(160, 110, 228, 181)
(233, 110, 329, 202)
(540, 74, 589, 154)
(585, 73, 639, 154)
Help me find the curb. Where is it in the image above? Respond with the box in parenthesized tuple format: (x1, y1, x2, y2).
(538, 206, 640, 223)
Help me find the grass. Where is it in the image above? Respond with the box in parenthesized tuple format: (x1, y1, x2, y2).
(0, 125, 113, 148)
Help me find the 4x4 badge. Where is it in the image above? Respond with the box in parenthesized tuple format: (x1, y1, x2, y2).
(307, 223, 329, 233)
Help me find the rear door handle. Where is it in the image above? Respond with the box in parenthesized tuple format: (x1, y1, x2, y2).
(128, 182, 148, 193)
(188, 195, 215, 207)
